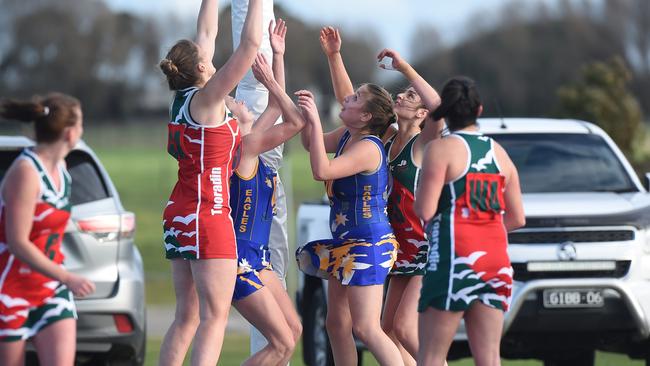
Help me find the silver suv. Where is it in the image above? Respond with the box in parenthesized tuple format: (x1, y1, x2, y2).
(296, 118, 650, 366)
(0, 136, 146, 365)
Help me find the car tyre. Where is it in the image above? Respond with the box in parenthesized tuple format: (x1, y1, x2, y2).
(302, 284, 334, 366)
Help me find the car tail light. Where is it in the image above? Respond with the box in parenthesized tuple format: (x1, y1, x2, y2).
(75, 212, 135, 242)
(113, 314, 134, 333)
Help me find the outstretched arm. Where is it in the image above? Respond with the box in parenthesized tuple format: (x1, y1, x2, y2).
(194, 0, 263, 114)
(242, 53, 305, 157)
(377, 48, 440, 111)
(195, 0, 220, 61)
(320, 27, 354, 105)
(298, 91, 377, 181)
(251, 18, 287, 134)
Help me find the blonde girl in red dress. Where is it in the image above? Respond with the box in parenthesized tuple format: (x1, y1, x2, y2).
(157, 0, 262, 364)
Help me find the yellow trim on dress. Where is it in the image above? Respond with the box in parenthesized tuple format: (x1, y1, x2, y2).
(234, 158, 259, 181)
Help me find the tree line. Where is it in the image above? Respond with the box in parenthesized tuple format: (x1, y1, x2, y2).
(0, 0, 647, 125)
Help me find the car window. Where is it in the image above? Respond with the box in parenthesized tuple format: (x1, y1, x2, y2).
(0, 149, 111, 206)
(65, 150, 111, 205)
(489, 133, 638, 193)
(0, 151, 22, 183)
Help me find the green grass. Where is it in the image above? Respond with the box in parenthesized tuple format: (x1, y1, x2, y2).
(143, 335, 645, 366)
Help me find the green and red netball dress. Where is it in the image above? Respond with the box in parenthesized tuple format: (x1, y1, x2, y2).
(419, 132, 512, 313)
(0, 149, 76, 341)
(163, 87, 241, 260)
(385, 134, 428, 276)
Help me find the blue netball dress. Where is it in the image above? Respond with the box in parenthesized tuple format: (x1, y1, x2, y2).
(230, 157, 277, 301)
(296, 131, 398, 286)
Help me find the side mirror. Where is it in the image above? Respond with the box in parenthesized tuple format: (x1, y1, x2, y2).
(644, 173, 650, 191)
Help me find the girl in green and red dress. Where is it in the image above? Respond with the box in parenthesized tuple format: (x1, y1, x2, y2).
(414, 77, 525, 366)
(0, 94, 95, 366)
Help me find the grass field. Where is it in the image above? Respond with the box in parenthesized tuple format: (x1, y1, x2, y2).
(142, 335, 645, 366)
(80, 122, 647, 365)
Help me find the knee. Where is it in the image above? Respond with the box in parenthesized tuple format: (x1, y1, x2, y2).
(393, 321, 412, 345)
(270, 333, 296, 359)
(381, 316, 394, 335)
(196, 296, 230, 323)
(289, 319, 303, 342)
(326, 314, 349, 337)
(351, 321, 378, 344)
(174, 305, 200, 330)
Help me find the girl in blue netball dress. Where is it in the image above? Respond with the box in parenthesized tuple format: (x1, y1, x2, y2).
(295, 83, 403, 365)
(228, 20, 304, 366)
(316, 26, 443, 364)
(414, 77, 525, 365)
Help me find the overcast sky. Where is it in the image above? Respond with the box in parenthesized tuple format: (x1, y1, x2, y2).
(105, 0, 559, 58)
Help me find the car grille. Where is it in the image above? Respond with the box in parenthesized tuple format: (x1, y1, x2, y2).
(508, 230, 635, 244)
(512, 260, 631, 281)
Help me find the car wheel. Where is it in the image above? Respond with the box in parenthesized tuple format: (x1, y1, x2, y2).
(302, 284, 334, 366)
(543, 350, 595, 366)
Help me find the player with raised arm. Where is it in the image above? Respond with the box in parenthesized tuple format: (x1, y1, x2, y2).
(157, 0, 262, 364)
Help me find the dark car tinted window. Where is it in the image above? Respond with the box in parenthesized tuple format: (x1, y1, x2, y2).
(0, 149, 110, 206)
(489, 133, 638, 193)
(65, 150, 111, 205)
(0, 151, 22, 182)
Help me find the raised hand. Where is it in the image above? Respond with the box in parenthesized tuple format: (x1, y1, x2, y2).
(252, 53, 274, 87)
(270, 18, 287, 56)
(320, 26, 342, 57)
(295, 90, 320, 125)
(377, 48, 409, 72)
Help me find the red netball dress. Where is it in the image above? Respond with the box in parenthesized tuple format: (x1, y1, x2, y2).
(385, 134, 429, 276)
(0, 149, 76, 341)
(163, 87, 241, 260)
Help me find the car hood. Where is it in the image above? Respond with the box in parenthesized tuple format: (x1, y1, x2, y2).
(522, 192, 650, 228)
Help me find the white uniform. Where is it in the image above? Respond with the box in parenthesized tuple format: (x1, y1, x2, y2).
(231, 0, 290, 354)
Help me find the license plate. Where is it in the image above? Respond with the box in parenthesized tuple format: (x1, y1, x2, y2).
(542, 289, 604, 308)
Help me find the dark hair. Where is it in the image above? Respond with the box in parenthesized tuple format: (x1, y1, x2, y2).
(0, 93, 81, 143)
(360, 83, 397, 137)
(160, 39, 201, 91)
(431, 76, 481, 131)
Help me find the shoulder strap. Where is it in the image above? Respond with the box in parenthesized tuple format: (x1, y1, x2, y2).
(361, 135, 387, 169)
(335, 130, 352, 157)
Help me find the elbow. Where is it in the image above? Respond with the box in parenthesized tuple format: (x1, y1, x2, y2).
(312, 171, 326, 181)
(241, 36, 262, 51)
(414, 203, 431, 223)
(507, 214, 526, 232)
(515, 215, 526, 230)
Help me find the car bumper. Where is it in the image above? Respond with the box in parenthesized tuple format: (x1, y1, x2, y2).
(74, 251, 146, 360)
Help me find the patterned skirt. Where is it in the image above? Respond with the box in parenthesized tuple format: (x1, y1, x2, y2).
(233, 239, 272, 301)
(296, 223, 398, 286)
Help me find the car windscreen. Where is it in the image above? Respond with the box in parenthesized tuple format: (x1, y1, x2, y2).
(0, 149, 110, 206)
(488, 133, 638, 193)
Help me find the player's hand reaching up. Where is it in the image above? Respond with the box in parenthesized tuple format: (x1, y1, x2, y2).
(320, 26, 342, 57)
(377, 48, 409, 73)
(270, 18, 287, 56)
(295, 90, 320, 126)
(252, 53, 274, 87)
